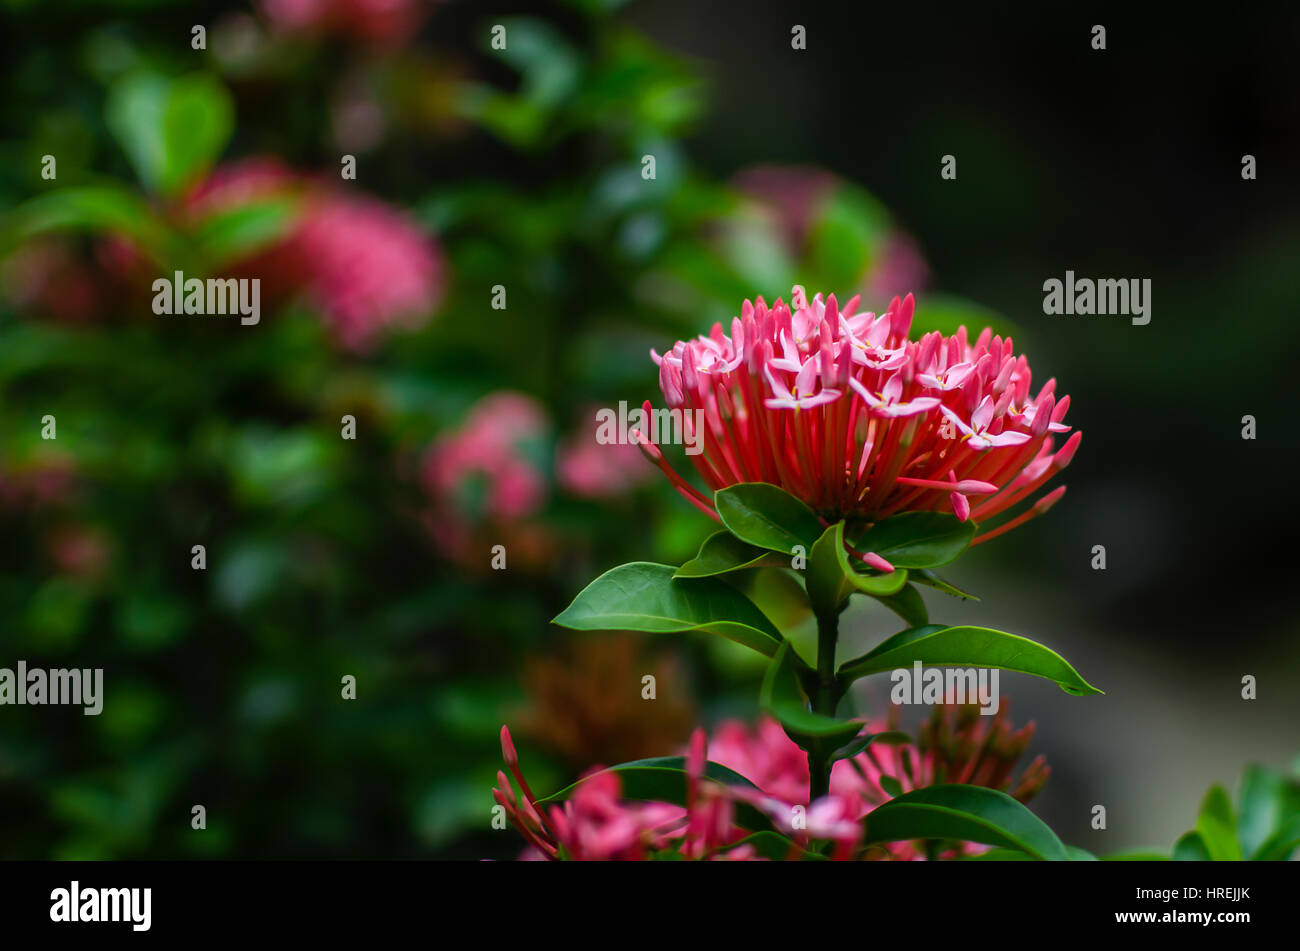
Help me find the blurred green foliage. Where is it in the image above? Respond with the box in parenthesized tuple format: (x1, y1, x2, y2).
(0, 0, 1024, 859)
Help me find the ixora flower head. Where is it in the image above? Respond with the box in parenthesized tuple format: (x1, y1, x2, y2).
(639, 286, 1080, 547)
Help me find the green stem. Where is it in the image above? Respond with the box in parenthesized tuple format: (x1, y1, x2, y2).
(808, 610, 840, 801)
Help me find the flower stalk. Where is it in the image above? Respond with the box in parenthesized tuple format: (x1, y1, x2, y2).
(809, 608, 841, 802)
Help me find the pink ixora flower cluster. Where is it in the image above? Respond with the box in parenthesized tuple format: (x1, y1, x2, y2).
(183, 158, 444, 352)
(495, 706, 1047, 861)
(419, 393, 652, 567)
(259, 0, 431, 45)
(639, 287, 1080, 545)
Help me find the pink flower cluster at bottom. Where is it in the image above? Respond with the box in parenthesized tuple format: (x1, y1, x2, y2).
(495, 706, 1048, 861)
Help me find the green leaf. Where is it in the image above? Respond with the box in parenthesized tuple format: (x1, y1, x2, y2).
(831, 730, 910, 763)
(535, 757, 772, 833)
(862, 784, 1068, 860)
(715, 482, 824, 555)
(1195, 784, 1241, 861)
(911, 568, 979, 601)
(760, 641, 860, 746)
(837, 624, 1102, 696)
(1252, 815, 1300, 861)
(675, 531, 786, 578)
(106, 72, 234, 195)
(1171, 830, 1212, 861)
(552, 562, 784, 657)
(851, 511, 975, 569)
(1238, 764, 1300, 859)
(967, 846, 1098, 861)
(870, 583, 929, 627)
(878, 775, 904, 798)
(807, 521, 909, 617)
(1101, 850, 1172, 861)
(805, 522, 852, 616)
(11, 186, 169, 252)
(191, 196, 299, 267)
(723, 831, 828, 861)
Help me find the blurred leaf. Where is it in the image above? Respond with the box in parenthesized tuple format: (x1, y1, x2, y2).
(1238, 763, 1300, 859)
(1171, 830, 1212, 861)
(804, 185, 891, 291)
(9, 185, 168, 252)
(106, 72, 234, 195)
(831, 730, 909, 763)
(1195, 784, 1242, 861)
(192, 196, 299, 268)
(725, 830, 827, 860)
(911, 294, 1020, 339)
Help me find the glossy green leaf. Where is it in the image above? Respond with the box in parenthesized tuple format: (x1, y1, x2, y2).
(535, 756, 772, 832)
(862, 784, 1068, 860)
(806, 521, 908, 617)
(851, 511, 975, 569)
(715, 482, 824, 555)
(911, 568, 979, 601)
(870, 582, 929, 627)
(837, 624, 1102, 696)
(760, 641, 860, 745)
(553, 562, 783, 657)
(675, 530, 786, 578)
(805, 522, 851, 616)
(831, 730, 909, 763)
(833, 522, 909, 596)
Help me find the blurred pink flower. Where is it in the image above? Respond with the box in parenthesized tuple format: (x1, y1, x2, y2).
(46, 524, 111, 580)
(420, 392, 553, 566)
(285, 192, 442, 351)
(0, 455, 78, 510)
(556, 414, 654, 499)
(1, 239, 101, 322)
(259, 0, 430, 45)
(185, 158, 444, 352)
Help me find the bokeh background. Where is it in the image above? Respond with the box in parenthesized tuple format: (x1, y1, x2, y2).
(1, 0, 1296, 860)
